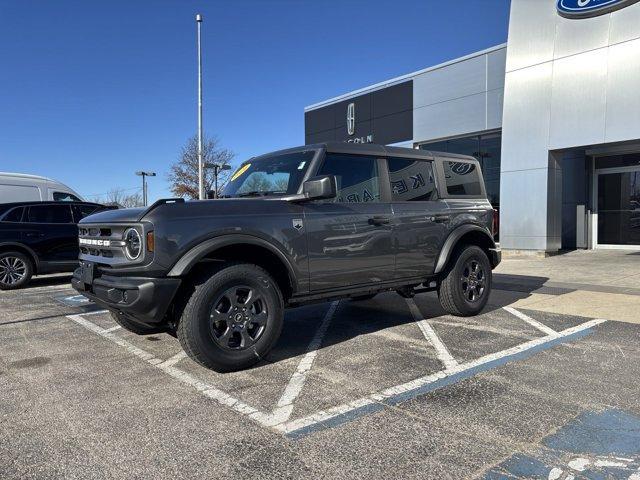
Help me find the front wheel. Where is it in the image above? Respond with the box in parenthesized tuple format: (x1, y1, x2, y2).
(177, 263, 284, 372)
(438, 245, 491, 316)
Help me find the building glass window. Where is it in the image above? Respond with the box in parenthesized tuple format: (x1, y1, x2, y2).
(478, 134, 501, 207)
(418, 132, 501, 206)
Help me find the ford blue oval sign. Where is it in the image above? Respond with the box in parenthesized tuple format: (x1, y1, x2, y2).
(557, 0, 640, 18)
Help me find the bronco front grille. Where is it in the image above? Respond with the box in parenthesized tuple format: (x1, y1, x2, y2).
(78, 224, 142, 265)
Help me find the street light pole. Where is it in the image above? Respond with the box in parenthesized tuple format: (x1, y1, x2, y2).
(204, 162, 231, 199)
(135, 171, 156, 207)
(196, 13, 204, 200)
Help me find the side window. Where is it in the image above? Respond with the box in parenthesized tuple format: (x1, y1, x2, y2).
(317, 153, 380, 203)
(388, 157, 436, 201)
(1, 207, 24, 222)
(27, 205, 73, 224)
(443, 161, 482, 196)
(53, 191, 82, 202)
(73, 204, 99, 221)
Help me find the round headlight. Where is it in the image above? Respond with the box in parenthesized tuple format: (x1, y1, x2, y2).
(123, 228, 142, 260)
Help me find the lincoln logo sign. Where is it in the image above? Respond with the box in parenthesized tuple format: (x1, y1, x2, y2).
(346, 102, 355, 136)
(557, 0, 640, 18)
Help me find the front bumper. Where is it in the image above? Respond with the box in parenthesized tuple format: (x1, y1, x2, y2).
(489, 248, 502, 269)
(71, 268, 181, 324)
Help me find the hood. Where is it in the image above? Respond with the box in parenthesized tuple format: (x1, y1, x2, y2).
(80, 207, 147, 224)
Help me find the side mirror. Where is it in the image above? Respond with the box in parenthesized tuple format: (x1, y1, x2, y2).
(302, 175, 337, 201)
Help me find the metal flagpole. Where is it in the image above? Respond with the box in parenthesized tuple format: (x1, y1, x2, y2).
(196, 13, 204, 200)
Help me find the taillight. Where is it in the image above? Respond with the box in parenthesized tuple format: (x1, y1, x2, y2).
(492, 209, 499, 239)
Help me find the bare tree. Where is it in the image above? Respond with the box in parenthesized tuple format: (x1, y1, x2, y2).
(168, 135, 235, 199)
(93, 188, 143, 208)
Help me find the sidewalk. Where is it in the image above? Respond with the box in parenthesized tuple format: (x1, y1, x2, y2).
(489, 249, 640, 324)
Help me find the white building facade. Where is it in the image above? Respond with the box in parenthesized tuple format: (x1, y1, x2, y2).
(305, 0, 640, 252)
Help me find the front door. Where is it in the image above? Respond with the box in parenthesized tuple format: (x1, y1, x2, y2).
(305, 153, 394, 291)
(596, 166, 640, 247)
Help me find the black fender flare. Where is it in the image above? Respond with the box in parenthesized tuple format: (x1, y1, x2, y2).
(166, 234, 299, 292)
(434, 225, 496, 274)
(0, 242, 40, 272)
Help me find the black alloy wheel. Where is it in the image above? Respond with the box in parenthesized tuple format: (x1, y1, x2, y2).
(209, 285, 268, 350)
(177, 262, 284, 372)
(438, 245, 491, 316)
(460, 258, 486, 303)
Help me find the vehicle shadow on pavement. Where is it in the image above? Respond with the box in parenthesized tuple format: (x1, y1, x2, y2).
(262, 281, 543, 366)
(492, 274, 554, 296)
(23, 274, 73, 289)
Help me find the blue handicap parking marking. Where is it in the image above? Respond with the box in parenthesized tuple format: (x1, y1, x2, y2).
(485, 409, 640, 479)
(54, 294, 96, 309)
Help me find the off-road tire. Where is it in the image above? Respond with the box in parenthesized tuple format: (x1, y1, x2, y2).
(438, 245, 491, 317)
(177, 262, 284, 372)
(350, 293, 377, 301)
(0, 251, 33, 290)
(109, 310, 164, 335)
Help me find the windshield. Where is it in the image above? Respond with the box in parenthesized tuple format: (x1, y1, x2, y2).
(222, 150, 316, 197)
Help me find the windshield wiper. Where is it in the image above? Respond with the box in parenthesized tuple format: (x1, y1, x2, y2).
(235, 190, 286, 198)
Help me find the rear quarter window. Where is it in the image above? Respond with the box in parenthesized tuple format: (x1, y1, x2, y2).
(443, 161, 482, 196)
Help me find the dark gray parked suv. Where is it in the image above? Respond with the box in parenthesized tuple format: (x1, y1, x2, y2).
(72, 143, 500, 372)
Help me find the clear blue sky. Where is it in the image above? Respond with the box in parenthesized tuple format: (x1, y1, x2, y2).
(0, 0, 510, 202)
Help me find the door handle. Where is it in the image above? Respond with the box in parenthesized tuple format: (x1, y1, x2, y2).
(369, 216, 391, 226)
(25, 232, 45, 238)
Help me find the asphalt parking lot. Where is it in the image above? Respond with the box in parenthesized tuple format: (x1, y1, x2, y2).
(2, 274, 640, 479)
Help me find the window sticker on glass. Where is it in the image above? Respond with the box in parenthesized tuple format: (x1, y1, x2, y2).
(297, 161, 306, 170)
(231, 164, 251, 182)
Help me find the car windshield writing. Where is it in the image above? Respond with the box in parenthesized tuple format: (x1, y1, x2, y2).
(223, 151, 315, 197)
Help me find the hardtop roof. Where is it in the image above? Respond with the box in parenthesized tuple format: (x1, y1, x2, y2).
(245, 142, 478, 164)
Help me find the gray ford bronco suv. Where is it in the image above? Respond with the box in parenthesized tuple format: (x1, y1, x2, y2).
(72, 143, 500, 372)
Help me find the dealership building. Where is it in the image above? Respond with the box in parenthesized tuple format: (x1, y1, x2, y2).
(304, 0, 640, 253)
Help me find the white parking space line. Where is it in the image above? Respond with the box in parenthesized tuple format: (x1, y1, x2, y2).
(269, 301, 339, 425)
(277, 318, 607, 436)
(79, 309, 109, 316)
(406, 298, 458, 370)
(157, 351, 188, 368)
(66, 306, 607, 439)
(504, 306, 560, 337)
(66, 312, 275, 428)
(103, 325, 121, 333)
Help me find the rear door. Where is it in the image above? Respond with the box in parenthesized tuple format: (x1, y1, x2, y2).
(304, 152, 394, 291)
(24, 204, 78, 263)
(386, 156, 450, 278)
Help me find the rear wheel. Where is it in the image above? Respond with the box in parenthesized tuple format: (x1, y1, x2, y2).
(438, 245, 491, 316)
(177, 263, 284, 372)
(0, 251, 33, 290)
(109, 310, 164, 335)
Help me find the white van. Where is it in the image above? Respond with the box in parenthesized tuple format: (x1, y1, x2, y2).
(0, 172, 84, 203)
